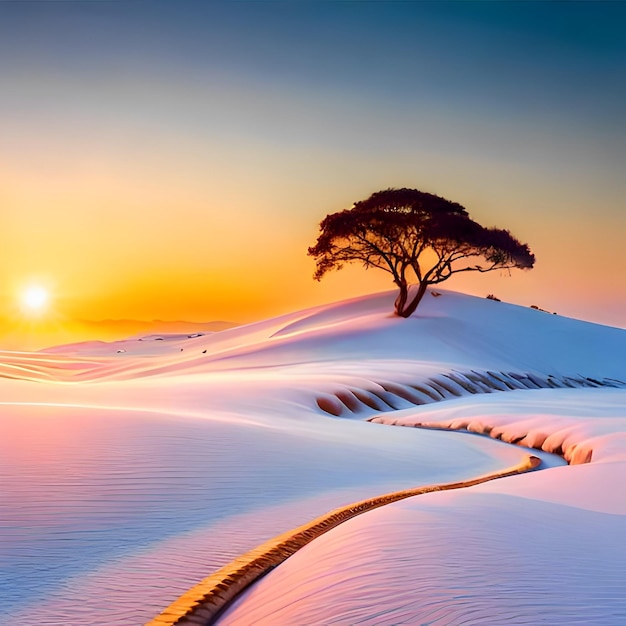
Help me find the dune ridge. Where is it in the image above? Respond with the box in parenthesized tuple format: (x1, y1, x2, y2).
(317, 368, 625, 417)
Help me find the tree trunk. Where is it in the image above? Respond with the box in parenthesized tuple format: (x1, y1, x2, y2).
(396, 281, 428, 318)
(394, 281, 408, 316)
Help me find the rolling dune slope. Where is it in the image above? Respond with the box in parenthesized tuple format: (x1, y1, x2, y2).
(1, 289, 625, 625)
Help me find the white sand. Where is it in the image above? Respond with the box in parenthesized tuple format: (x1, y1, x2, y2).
(1, 289, 624, 624)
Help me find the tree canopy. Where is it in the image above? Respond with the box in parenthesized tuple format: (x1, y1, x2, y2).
(308, 188, 535, 317)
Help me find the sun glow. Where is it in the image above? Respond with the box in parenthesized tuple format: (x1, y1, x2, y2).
(20, 285, 49, 315)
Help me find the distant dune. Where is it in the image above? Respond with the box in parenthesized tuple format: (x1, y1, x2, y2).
(33, 318, 238, 352)
(76, 318, 237, 337)
(0, 317, 238, 352)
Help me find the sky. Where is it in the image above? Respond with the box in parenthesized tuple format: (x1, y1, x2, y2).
(1, 0, 625, 347)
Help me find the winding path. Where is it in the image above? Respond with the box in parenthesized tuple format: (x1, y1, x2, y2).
(147, 454, 540, 626)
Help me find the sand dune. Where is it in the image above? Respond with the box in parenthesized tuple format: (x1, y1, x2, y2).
(1, 289, 624, 625)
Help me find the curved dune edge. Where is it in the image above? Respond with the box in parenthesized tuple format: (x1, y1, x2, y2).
(146, 454, 540, 626)
(373, 420, 591, 465)
(316, 370, 626, 417)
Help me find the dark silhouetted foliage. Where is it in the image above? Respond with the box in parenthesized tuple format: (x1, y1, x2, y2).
(308, 188, 535, 317)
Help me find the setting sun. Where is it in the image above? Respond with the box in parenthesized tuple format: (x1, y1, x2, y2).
(20, 285, 49, 314)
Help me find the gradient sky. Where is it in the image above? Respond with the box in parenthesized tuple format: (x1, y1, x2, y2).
(1, 0, 625, 347)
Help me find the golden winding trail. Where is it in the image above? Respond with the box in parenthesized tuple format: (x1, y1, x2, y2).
(147, 454, 540, 626)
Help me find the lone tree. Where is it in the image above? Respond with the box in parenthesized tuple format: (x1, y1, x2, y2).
(308, 188, 535, 318)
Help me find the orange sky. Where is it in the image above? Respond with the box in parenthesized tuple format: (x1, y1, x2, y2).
(1, 2, 624, 349)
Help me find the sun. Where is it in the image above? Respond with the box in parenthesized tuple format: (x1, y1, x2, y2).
(20, 285, 49, 315)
